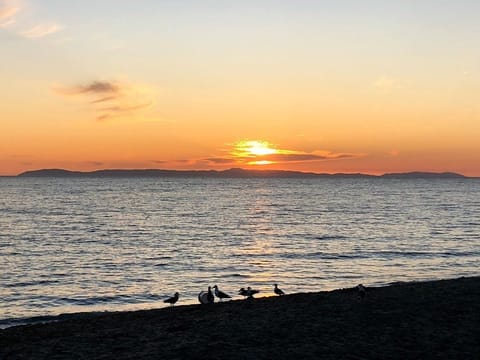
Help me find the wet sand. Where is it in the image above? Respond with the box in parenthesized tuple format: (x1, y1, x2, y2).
(1, 276, 479, 359)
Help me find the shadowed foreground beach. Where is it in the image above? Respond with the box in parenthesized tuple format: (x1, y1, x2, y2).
(1, 277, 479, 359)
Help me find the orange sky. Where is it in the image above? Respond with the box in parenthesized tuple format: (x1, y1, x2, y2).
(1, 0, 479, 176)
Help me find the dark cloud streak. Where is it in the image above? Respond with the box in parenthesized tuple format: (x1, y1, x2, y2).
(55, 79, 153, 121)
(101, 102, 152, 113)
(90, 96, 119, 104)
(77, 81, 120, 94)
(204, 157, 236, 164)
(261, 153, 359, 162)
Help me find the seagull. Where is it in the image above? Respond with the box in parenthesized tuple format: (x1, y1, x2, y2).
(238, 287, 249, 298)
(357, 284, 367, 301)
(238, 286, 259, 299)
(198, 286, 215, 304)
(164, 292, 179, 306)
(212, 285, 231, 301)
(274, 284, 285, 296)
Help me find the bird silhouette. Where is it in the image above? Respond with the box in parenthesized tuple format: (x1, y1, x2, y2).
(213, 285, 231, 301)
(198, 286, 215, 304)
(274, 284, 285, 296)
(238, 287, 249, 298)
(238, 286, 259, 299)
(207, 286, 215, 303)
(164, 292, 179, 306)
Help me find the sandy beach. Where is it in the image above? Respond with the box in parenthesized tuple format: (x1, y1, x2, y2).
(1, 276, 479, 359)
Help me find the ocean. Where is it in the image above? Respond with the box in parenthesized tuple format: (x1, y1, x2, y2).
(1, 177, 479, 327)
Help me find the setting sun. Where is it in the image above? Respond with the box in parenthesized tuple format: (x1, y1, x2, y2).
(245, 141, 278, 156)
(233, 141, 279, 157)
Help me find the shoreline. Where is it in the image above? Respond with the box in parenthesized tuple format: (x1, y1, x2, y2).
(0, 275, 476, 329)
(1, 276, 479, 359)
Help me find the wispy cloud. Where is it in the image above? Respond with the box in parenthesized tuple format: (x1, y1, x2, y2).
(374, 76, 396, 89)
(197, 140, 364, 167)
(204, 158, 237, 164)
(86, 161, 104, 166)
(21, 23, 62, 38)
(101, 103, 152, 113)
(231, 140, 361, 165)
(80, 82, 119, 94)
(1, 0, 63, 38)
(54, 80, 154, 121)
(258, 152, 356, 162)
(0, 0, 19, 27)
(373, 76, 405, 93)
(56, 80, 121, 96)
(90, 96, 119, 104)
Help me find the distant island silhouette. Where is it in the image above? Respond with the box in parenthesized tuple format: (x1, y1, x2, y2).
(17, 168, 469, 179)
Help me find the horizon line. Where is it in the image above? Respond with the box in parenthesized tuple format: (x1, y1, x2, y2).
(9, 167, 476, 179)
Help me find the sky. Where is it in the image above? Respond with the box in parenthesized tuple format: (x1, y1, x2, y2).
(1, 0, 479, 176)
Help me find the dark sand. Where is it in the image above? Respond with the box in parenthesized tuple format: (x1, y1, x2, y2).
(1, 277, 479, 359)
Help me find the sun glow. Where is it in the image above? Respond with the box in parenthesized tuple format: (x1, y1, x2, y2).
(248, 160, 274, 165)
(246, 141, 278, 156)
(233, 140, 278, 157)
(230, 140, 280, 166)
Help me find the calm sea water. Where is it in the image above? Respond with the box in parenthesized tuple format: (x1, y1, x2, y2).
(1, 177, 479, 326)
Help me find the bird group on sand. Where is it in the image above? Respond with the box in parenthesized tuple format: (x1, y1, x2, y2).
(164, 284, 285, 307)
(164, 283, 367, 307)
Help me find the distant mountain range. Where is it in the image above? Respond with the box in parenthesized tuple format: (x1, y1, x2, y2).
(17, 168, 470, 179)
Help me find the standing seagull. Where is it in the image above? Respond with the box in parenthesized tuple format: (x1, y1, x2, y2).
(274, 284, 285, 296)
(164, 292, 179, 307)
(212, 285, 231, 301)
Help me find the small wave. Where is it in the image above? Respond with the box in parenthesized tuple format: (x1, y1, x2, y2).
(224, 273, 251, 279)
(4, 280, 60, 288)
(279, 252, 364, 260)
(57, 293, 164, 306)
(278, 250, 480, 261)
(0, 315, 60, 329)
(376, 250, 480, 258)
(146, 256, 173, 261)
(0, 311, 109, 330)
(441, 251, 480, 258)
(266, 203, 283, 207)
(376, 251, 437, 258)
(314, 235, 348, 240)
(154, 263, 169, 267)
(231, 253, 265, 258)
